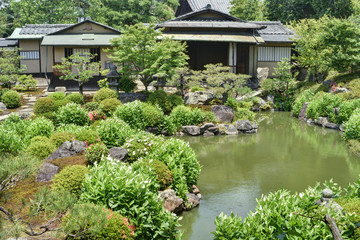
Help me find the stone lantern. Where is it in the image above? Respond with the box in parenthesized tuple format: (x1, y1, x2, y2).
(107, 65, 119, 91)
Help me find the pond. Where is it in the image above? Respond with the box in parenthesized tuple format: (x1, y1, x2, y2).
(179, 112, 360, 240)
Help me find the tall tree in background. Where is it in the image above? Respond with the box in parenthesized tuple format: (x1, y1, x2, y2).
(0, 13, 8, 37)
(230, 0, 265, 20)
(311, 0, 353, 18)
(87, 0, 178, 28)
(264, 0, 314, 23)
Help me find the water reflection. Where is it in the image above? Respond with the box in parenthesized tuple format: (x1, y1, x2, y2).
(180, 112, 360, 240)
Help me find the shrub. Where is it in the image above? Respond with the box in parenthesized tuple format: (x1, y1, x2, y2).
(203, 111, 217, 123)
(238, 100, 253, 109)
(122, 132, 164, 162)
(75, 129, 100, 145)
(56, 124, 90, 136)
(96, 118, 134, 148)
(169, 105, 207, 130)
(66, 93, 84, 105)
(48, 92, 66, 101)
(54, 98, 72, 111)
(191, 86, 205, 92)
(306, 92, 343, 122)
(225, 97, 239, 111)
(85, 143, 108, 165)
(52, 165, 88, 195)
(97, 209, 135, 239)
(189, 108, 205, 124)
(87, 110, 106, 122)
(147, 90, 171, 113)
(50, 132, 75, 148)
(0, 89, 9, 101)
(26, 117, 55, 139)
(34, 97, 56, 114)
(93, 88, 118, 103)
(160, 115, 177, 135)
(81, 160, 180, 239)
(292, 89, 316, 118)
(2, 90, 20, 108)
(347, 139, 360, 156)
(235, 108, 256, 121)
(26, 136, 55, 159)
(100, 98, 121, 116)
(114, 101, 164, 130)
(84, 102, 100, 111)
(343, 109, 360, 141)
(0, 127, 24, 153)
(13, 74, 37, 91)
(337, 99, 360, 124)
(57, 103, 89, 126)
(168, 94, 184, 109)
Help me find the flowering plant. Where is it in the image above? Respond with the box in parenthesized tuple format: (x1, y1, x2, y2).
(88, 110, 106, 122)
(330, 82, 338, 93)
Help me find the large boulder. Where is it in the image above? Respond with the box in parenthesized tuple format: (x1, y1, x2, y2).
(211, 105, 234, 123)
(218, 124, 238, 135)
(108, 147, 128, 162)
(183, 193, 200, 211)
(315, 117, 339, 130)
(200, 123, 217, 134)
(159, 189, 183, 213)
(0, 102, 7, 111)
(251, 98, 269, 111)
(298, 102, 310, 120)
(235, 120, 258, 134)
(184, 91, 214, 105)
(36, 162, 59, 182)
(257, 67, 269, 85)
(182, 126, 201, 136)
(45, 140, 86, 161)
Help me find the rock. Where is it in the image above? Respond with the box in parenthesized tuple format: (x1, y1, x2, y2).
(45, 140, 86, 161)
(175, 131, 185, 136)
(333, 108, 340, 116)
(118, 93, 148, 103)
(192, 185, 200, 194)
(36, 162, 59, 182)
(0, 102, 7, 111)
(236, 90, 263, 101)
(182, 126, 201, 136)
(19, 112, 31, 119)
(334, 87, 349, 94)
(324, 122, 339, 130)
(159, 189, 183, 213)
(257, 67, 269, 85)
(207, 126, 219, 134)
(339, 124, 345, 132)
(184, 91, 214, 105)
(251, 98, 269, 111)
(55, 86, 66, 92)
(184, 193, 200, 210)
(236, 120, 258, 134)
(322, 188, 333, 198)
(146, 126, 158, 134)
(200, 123, 216, 134)
(218, 124, 238, 135)
(203, 131, 215, 136)
(307, 119, 315, 125)
(298, 102, 310, 120)
(211, 105, 234, 123)
(108, 147, 128, 162)
(266, 95, 275, 106)
(315, 117, 329, 127)
(197, 193, 202, 199)
(323, 79, 334, 87)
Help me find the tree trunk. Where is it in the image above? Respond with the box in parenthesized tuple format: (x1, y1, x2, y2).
(324, 214, 343, 240)
(79, 82, 83, 95)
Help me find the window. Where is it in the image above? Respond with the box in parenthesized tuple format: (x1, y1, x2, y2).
(65, 48, 73, 58)
(70, 48, 100, 62)
(73, 48, 90, 58)
(104, 61, 114, 70)
(20, 50, 39, 60)
(258, 47, 291, 62)
(90, 47, 100, 62)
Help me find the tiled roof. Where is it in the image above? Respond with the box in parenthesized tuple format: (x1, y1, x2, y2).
(187, 0, 231, 14)
(19, 24, 73, 35)
(0, 38, 18, 47)
(250, 21, 294, 43)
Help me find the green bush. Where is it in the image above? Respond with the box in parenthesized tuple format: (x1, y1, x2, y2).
(93, 88, 118, 103)
(191, 86, 205, 92)
(84, 102, 100, 111)
(343, 109, 360, 141)
(54, 98, 72, 111)
(169, 105, 207, 130)
(99, 98, 121, 116)
(96, 209, 135, 239)
(88, 110, 106, 122)
(0, 89, 9, 101)
(56, 124, 90, 136)
(85, 143, 108, 165)
(26, 136, 55, 159)
(122, 132, 164, 162)
(337, 99, 360, 124)
(81, 160, 180, 239)
(13, 74, 37, 91)
(225, 97, 239, 111)
(306, 92, 343, 122)
(160, 115, 177, 135)
(57, 103, 89, 126)
(34, 97, 56, 114)
(235, 108, 255, 121)
(96, 118, 134, 148)
(66, 93, 84, 105)
(0, 126, 24, 153)
(118, 76, 137, 93)
(347, 139, 360, 156)
(168, 94, 184, 109)
(48, 92, 66, 101)
(2, 90, 20, 108)
(75, 129, 100, 145)
(53, 165, 88, 195)
(203, 111, 217, 123)
(147, 90, 171, 113)
(26, 117, 55, 139)
(50, 132, 75, 148)
(292, 89, 316, 118)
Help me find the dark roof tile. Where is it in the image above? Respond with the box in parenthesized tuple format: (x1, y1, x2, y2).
(19, 24, 73, 35)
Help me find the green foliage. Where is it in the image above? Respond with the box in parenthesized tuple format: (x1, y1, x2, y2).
(0, 125, 25, 153)
(85, 143, 109, 166)
(26, 136, 55, 159)
(160, 115, 177, 135)
(190, 86, 205, 92)
(96, 209, 135, 239)
(96, 117, 134, 148)
(306, 92, 343, 122)
(66, 93, 84, 105)
(343, 109, 360, 141)
(122, 132, 164, 162)
(97, 78, 109, 88)
(203, 111, 217, 123)
(114, 101, 164, 130)
(337, 99, 360, 124)
(75, 129, 100, 145)
(225, 97, 239, 111)
(2, 90, 20, 108)
(93, 87, 118, 103)
(292, 89, 316, 117)
(26, 117, 55, 139)
(0, 88, 9, 101)
(54, 98, 72, 111)
(81, 160, 180, 239)
(108, 24, 188, 91)
(48, 92, 66, 101)
(34, 97, 55, 114)
(169, 105, 208, 130)
(147, 90, 171, 113)
(53, 165, 88, 195)
(118, 75, 137, 93)
(13, 74, 37, 91)
(56, 124, 90, 136)
(84, 102, 100, 111)
(0, 48, 25, 88)
(99, 98, 121, 116)
(235, 108, 256, 121)
(57, 103, 89, 126)
(347, 139, 360, 156)
(50, 132, 75, 148)
(168, 94, 184, 109)
(230, 0, 265, 20)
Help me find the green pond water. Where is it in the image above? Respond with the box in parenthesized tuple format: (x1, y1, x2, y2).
(179, 112, 360, 240)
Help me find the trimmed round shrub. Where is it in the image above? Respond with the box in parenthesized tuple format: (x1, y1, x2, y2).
(34, 97, 56, 114)
(235, 108, 256, 121)
(2, 90, 21, 108)
(50, 132, 75, 148)
(99, 98, 121, 116)
(52, 165, 88, 195)
(26, 117, 55, 139)
(75, 129, 99, 145)
(54, 98, 72, 111)
(93, 88, 118, 103)
(66, 93, 84, 105)
(97, 209, 135, 239)
(147, 90, 171, 113)
(48, 92, 66, 101)
(56, 124, 90, 136)
(343, 109, 360, 141)
(84, 102, 100, 111)
(169, 105, 207, 130)
(85, 143, 108, 165)
(96, 118, 134, 148)
(57, 103, 89, 126)
(135, 159, 173, 190)
(26, 136, 56, 159)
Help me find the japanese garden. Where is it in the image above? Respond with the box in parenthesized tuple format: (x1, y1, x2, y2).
(1, 0, 360, 239)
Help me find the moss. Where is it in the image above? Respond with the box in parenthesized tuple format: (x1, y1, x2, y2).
(50, 154, 87, 170)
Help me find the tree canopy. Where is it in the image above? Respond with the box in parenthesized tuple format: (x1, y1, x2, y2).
(230, 0, 265, 21)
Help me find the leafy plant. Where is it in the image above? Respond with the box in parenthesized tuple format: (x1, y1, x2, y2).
(343, 109, 360, 141)
(26, 136, 56, 159)
(147, 90, 172, 113)
(52, 165, 88, 195)
(26, 117, 55, 139)
(169, 105, 207, 130)
(306, 92, 343, 122)
(57, 103, 89, 126)
(337, 99, 360, 124)
(93, 88, 118, 103)
(75, 129, 100, 145)
(66, 93, 84, 105)
(48, 92, 66, 101)
(85, 143, 109, 165)
(99, 98, 121, 116)
(96, 117, 134, 148)
(1, 90, 20, 108)
(34, 97, 56, 114)
(235, 108, 256, 121)
(84, 102, 100, 111)
(13, 74, 37, 91)
(292, 89, 316, 117)
(50, 132, 75, 148)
